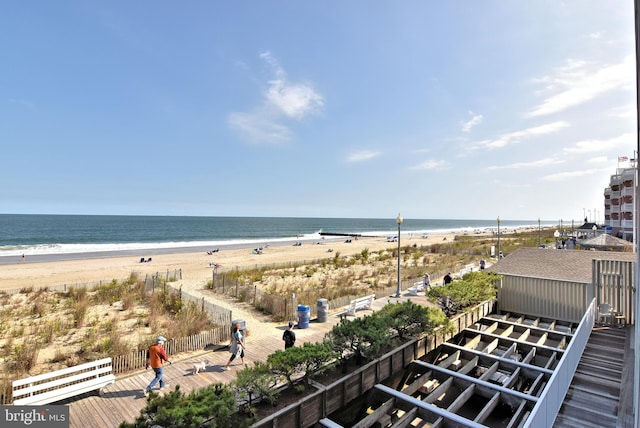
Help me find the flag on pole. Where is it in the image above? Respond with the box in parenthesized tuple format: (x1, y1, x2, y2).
(618, 156, 628, 162)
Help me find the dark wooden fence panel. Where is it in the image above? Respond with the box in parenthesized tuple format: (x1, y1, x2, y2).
(252, 300, 495, 428)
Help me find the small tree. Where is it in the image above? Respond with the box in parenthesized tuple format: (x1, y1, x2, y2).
(232, 361, 279, 408)
(428, 271, 500, 310)
(120, 384, 253, 428)
(325, 314, 392, 366)
(267, 341, 337, 388)
(375, 300, 453, 339)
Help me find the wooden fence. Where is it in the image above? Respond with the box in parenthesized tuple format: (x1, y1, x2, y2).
(111, 327, 228, 374)
(206, 258, 472, 322)
(143, 269, 183, 292)
(253, 299, 496, 428)
(178, 287, 233, 327)
(208, 279, 406, 321)
(0, 270, 183, 296)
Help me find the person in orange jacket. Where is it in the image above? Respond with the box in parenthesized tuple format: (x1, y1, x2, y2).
(143, 336, 171, 395)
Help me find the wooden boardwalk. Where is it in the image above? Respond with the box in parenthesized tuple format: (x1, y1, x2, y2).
(66, 293, 432, 427)
(67, 318, 337, 427)
(554, 325, 634, 428)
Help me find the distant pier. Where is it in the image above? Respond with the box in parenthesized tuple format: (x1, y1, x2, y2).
(319, 232, 376, 238)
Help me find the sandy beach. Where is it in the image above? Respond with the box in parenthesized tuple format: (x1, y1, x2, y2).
(0, 233, 465, 291)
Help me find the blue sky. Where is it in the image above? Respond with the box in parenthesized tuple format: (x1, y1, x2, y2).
(2, 1, 636, 223)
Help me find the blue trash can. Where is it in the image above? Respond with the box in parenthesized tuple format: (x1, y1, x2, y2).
(297, 304, 310, 329)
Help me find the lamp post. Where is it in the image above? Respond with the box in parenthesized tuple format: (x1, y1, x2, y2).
(395, 214, 403, 298)
(538, 218, 541, 247)
(497, 216, 501, 259)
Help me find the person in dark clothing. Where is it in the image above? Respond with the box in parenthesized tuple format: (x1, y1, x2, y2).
(443, 272, 453, 285)
(282, 321, 296, 349)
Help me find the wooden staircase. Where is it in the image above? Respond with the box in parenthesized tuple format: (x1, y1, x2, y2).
(554, 326, 630, 428)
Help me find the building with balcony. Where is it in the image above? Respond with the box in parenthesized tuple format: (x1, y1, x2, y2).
(604, 166, 636, 241)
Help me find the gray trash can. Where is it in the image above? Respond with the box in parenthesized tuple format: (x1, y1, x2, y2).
(317, 298, 328, 323)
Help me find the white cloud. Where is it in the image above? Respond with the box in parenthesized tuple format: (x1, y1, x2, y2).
(409, 159, 449, 170)
(346, 150, 381, 163)
(542, 168, 610, 182)
(228, 51, 324, 143)
(227, 111, 292, 144)
(474, 121, 570, 149)
(8, 98, 35, 110)
(265, 80, 324, 119)
(608, 105, 635, 119)
(261, 51, 324, 119)
(461, 112, 483, 133)
(563, 132, 633, 154)
(587, 156, 608, 164)
(487, 158, 565, 170)
(527, 55, 634, 117)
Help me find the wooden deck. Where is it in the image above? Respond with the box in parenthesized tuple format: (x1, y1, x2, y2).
(65, 293, 430, 428)
(554, 325, 634, 428)
(65, 317, 338, 427)
(57, 290, 640, 428)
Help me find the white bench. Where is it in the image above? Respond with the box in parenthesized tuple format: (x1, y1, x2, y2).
(407, 281, 425, 296)
(343, 294, 376, 316)
(12, 357, 115, 405)
(458, 263, 475, 276)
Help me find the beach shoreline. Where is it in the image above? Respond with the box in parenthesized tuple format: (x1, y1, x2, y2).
(0, 223, 548, 292)
(0, 233, 464, 291)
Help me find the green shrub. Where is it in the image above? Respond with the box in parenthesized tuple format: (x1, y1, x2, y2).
(376, 300, 454, 339)
(8, 339, 40, 373)
(428, 271, 501, 309)
(120, 384, 253, 428)
(232, 361, 279, 407)
(325, 314, 393, 365)
(267, 342, 337, 388)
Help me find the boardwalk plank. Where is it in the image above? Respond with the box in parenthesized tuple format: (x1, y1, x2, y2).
(67, 314, 343, 427)
(554, 327, 630, 428)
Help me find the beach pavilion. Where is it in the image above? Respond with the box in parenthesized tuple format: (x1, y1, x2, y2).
(579, 234, 634, 252)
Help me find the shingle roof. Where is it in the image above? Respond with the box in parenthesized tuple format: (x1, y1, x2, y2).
(488, 247, 636, 283)
(580, 234, 632, 249)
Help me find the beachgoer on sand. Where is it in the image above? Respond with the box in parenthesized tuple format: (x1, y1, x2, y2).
(283, 321, 296, 349)
(225, 323, 245, 370)
(144, 336, 171, 395)
(423, 273, 431, 291)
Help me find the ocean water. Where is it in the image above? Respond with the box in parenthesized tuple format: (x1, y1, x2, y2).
(0, 214, 549, 258)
